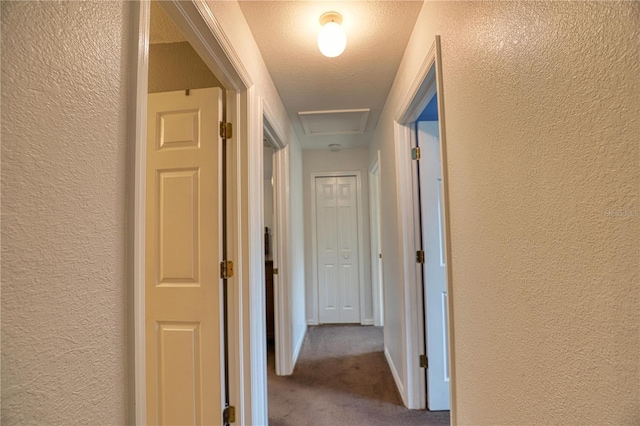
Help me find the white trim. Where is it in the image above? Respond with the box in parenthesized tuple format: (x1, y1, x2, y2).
(310, 171, 367, 325)
(396, 41, 437, 124)
(434, 35, 457, 423)
(393, 36, 457, 418)
(225, 89, 245, 424)
(298, 108, 370, 136)
(131, 2, 149, 425)
(263, 104, 293, 378)
(162, 0, 253, 91)
(409, 125, 427, 410)
(368, 155, 383, 327)
(291, 322, 307, 367)
(393, 122, 422, 409)
(273, 146, 292, 375)
(263, 101, 287, 150)
(246, 87, 271, 425)
(385, 347, 407, 408)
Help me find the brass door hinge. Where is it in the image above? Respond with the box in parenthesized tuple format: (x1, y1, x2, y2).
(220, 121, 233, 139)
(420, 354, 428, 368)
(273, 267, 279, 275)
(416, 250, 425, 264)
(220, 260, 234, 279)
(411, 147, 421, 160)
(223, 405, 236, 424)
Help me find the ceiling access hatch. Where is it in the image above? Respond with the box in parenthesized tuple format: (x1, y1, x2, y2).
(298, 109, 370, 136)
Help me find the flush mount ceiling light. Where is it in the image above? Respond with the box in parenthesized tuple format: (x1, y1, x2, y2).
(329, 144, 341, 152)
(318, 12, 346, 58)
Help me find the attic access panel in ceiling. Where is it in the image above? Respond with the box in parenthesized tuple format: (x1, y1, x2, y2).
(298, 109, 370, 136)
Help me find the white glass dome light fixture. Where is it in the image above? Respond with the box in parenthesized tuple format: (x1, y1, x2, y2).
(318, 12, 346, 58)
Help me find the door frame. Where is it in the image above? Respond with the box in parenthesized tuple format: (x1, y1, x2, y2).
(369, 153, 384, 327)
(131, 1, 269, 424)
(392, 36, 457, 416)
(310, 171, 367, 325)
(263, 108, 293, 376)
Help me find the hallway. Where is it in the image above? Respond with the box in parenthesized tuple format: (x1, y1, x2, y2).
(268, 326, 450, 426)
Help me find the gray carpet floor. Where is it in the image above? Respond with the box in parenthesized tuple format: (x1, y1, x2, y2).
(267, 325, 450, 426)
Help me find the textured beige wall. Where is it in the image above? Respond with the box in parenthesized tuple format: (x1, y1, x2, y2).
(1, 2, 130, 424)
(302, 148, 373, 324)
(371, 1, 639, 423)
(148, 42, 222, 94)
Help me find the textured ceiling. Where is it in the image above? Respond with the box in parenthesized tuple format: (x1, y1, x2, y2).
(239, 1, 423, 150)
(150, 1, 187, 44)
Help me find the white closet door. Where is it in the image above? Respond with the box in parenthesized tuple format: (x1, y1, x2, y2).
(317, 176, 360, 324)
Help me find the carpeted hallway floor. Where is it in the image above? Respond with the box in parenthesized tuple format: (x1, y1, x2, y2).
(267, 325, 450, 426)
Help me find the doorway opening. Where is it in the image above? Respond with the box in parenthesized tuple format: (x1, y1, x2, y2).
(414, 96, 450, 411)
(393, 36, 455, 414)
(129, 0, 267, 424)
(143, 2, 229, 424)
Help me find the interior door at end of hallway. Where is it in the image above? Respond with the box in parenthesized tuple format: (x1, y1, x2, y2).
(316, 176, 361, 324)
(145, 87, 224, 425)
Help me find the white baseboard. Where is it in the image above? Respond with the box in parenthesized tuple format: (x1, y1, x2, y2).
(306, 319, 318, 326)
(291, 323, 307, 371)
(385, 347, 407, 407)
(361, 319, 374, 326)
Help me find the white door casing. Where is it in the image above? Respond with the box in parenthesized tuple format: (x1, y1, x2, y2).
(391, 36, 456, 412)
(145, 87, 224, 424)
(417, 121, 450, 410)
(369, 156, 384, 327)
(316, 176, 361, 324)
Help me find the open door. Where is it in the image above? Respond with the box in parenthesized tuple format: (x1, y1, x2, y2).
(416, 120, 450, 411)
(145, 87, 224, 424)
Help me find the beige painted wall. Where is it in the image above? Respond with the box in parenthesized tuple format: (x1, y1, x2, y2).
(148, 42, 222, 93)
(1, 2, 131, 424)
(303, 148, 373, 324)
(371, 1, 639, 423)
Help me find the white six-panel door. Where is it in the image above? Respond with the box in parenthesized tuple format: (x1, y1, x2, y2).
(417, 121, 450, 411)
(146, 88, 223, 425)
(316, 176, 361, 324)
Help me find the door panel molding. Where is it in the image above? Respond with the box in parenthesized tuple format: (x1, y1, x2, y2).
(310, 171, 366, 325)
